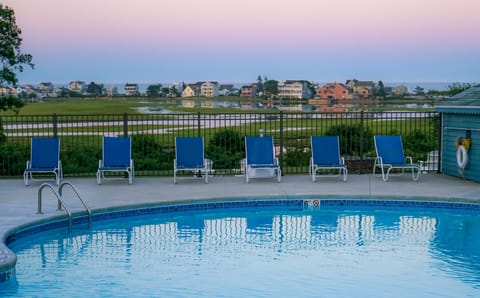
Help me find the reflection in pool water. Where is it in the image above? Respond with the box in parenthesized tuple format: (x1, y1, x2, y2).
(4, 201, 480, 297)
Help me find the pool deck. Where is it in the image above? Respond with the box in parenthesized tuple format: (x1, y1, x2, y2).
(1, 173, 480, 273)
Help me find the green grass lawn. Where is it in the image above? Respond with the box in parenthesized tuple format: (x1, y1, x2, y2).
(0, 98, 157, 115)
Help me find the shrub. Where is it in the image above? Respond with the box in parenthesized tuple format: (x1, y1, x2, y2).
(131, 134, 173, 171)
(325, 124, 373, 156)
(0, 142, 29, 176)
(403, 130, 437, 162)
(62, 145, 99, 175)
(283, 149, 309, 167)
(206, 129, 244, 170)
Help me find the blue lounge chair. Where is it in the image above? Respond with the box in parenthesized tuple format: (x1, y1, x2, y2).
(174, 136, 212, 184)
(373, 135, 420, 181)
(97, 136, 134, 184)
(245, 136, 281, 183)
(24, 138, 62, 186)
(310, 136, 348, 182)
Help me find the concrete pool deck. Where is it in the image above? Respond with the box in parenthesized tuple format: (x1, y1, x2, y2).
(1, 173, 480, 276)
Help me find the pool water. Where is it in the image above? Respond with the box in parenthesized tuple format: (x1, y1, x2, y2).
(4, 201, 480, 297)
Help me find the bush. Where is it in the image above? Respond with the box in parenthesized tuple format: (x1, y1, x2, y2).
(206, 129, 244, 170)
(131, 134, 173, 171)
(0, 142, 29, 176)
(62, 145, 99, 175)
(0, 118, 6, 144)
(325, 124, 373, 156)
(403, 130, 437, 161)
(283, 149, 309, 167)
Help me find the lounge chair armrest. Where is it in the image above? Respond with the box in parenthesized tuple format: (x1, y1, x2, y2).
(406, 156, 413, 164)
(340, 157, 346, 165)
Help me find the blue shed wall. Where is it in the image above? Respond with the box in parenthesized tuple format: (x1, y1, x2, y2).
(441, 114, 480, 182)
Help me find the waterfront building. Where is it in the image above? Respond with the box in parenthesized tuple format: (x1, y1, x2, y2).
(124, 83, 139, 96)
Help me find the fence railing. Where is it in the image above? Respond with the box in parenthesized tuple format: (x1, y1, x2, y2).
(0, 111, 440, 177)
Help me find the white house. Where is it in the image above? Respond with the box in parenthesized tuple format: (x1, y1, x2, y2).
(124, 83, 139, 96)
(68, 81, 86, 94)
(201, 81, 219, 97)
(278, 80, 314, 99)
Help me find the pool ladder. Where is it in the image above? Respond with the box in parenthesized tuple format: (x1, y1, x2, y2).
(37, 181, 92, 233)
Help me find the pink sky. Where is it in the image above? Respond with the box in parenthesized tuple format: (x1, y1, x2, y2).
(3, 0, 480, 84)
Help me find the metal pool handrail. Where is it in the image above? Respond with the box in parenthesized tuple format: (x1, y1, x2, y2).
(37, 182, 91, 232)
(59, 181, 92, 230)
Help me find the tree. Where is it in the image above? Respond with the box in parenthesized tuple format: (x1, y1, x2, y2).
(256, 75, 264, 95)
(161, 87, 170, 96)
(447, 82, 472, 96)
(86, 81, 104, 96)
(306, 81, 316, 98)
(413, 86, 425, 96)
(146, 84, 162, 97)
(0, 4, 33, 111)
(169, 85, 179, 97)
(263, 80, 279, 99)
(375, 80, 386, 98)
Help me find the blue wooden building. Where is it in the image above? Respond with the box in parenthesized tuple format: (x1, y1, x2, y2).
(435, 85, 480, 182)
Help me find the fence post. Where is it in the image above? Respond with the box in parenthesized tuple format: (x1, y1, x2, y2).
(52, 113, 58, 138)
(123, 113, 128, 136)
(197, 112, 201, 136)
(437, 112, 442, 173)
(359, 111, 364, 174)
(279, 111, 284, 172)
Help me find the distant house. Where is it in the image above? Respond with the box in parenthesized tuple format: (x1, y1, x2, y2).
(68, 81, 86, 94)
(124, 83, 139, 96)
(106, 86, 119, 96)
(0, 87, 11, 96)
(219, 84, 235, 96)
(345, 80, 375, 99)
(200, 81, 219, 97)
(37, 82, 54, 95)
(240, 85, 257, 97)
(54, 87, 66, 97)
(316, 83, 349, 100)
(393, 85, 408, 96)
(182, 83, 202, 97)
(278, 80, 314, 99)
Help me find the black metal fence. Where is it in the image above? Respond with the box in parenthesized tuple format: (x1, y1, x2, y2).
(0, 111, 440, 177)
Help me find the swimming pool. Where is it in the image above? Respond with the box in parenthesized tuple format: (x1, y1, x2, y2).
(3, 199, 480, 297)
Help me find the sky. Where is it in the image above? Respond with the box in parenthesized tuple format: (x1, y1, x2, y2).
(3, 0, 480, 85)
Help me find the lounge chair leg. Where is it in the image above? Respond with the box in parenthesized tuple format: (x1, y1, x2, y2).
(412, 168, 420, 181)
(383, 168, 390, 182)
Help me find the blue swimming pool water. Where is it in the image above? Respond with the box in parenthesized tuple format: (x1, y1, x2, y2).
(3, 199, 480, 297)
